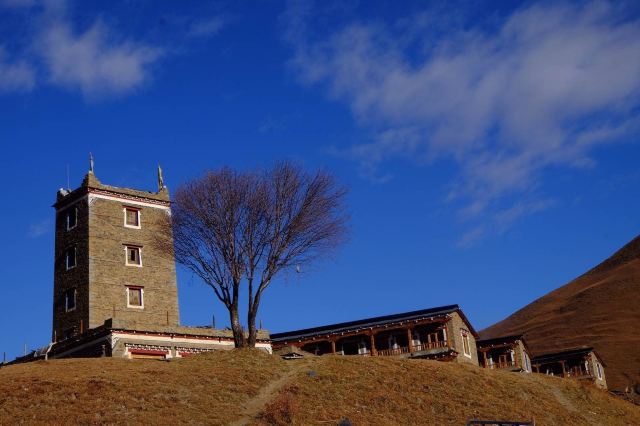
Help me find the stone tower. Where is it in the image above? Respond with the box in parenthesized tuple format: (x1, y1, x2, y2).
(52, 161, 180, 341)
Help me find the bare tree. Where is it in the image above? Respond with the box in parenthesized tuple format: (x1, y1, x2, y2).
(165, 162, 348, 347)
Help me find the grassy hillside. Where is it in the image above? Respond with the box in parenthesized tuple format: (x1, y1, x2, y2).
(481, 235, 640, 398)
(1, 349, 638, 425)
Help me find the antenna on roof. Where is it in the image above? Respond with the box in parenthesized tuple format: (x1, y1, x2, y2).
(157, 164, 165, 191)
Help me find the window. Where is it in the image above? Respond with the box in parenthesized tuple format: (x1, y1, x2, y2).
(596, 362, 603, 380)
(66, 207, 77, 231)
(358, 340, 368, 355)
(126, 286, 144, 308)
(125, 246, 142, 266)
(461, 330, 471, 357)
(124, 207, 140, 228)
(64, 288, 76, 312)
(65, 247, 76, 270)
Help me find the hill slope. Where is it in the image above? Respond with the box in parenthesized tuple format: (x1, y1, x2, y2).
(0, 350, 638, 425)
(481, 235, 640, 397)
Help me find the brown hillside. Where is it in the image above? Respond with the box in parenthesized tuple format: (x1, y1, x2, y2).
(0, 350, 639, 425)
(481, 235, 640, 397)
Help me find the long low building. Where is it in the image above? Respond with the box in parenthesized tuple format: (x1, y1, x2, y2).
(271, 304, 479, 365)
(50, 319, 270, 359)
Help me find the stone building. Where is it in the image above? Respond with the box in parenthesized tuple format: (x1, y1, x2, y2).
(271, 304, 479, 365)
(46, 160, 271, 359)
(476, 334, 532, 373)
(532, 347, 607, 389)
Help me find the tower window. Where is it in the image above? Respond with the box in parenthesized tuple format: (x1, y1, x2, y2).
(66, 207, 77, 231)
(65, 247, 77, 270)
(126, 286, 144, 308)
(125, 246, 142, 266)
(124, 207, 140, 228)
(64, 288, 77, 312)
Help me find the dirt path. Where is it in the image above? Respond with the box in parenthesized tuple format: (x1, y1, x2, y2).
(549, 386, 597, 425)
(229, 360, 312, 426)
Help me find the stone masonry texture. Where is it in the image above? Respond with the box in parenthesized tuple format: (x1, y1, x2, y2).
(53, 172, 179, 340)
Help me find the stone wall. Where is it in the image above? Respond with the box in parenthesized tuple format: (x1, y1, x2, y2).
(52, 198, 90, 340)
(589, 351, 608, 389)
(88, 195, 180, 329)
(514, 340, 531, 372)
(446, 311, 479, 366)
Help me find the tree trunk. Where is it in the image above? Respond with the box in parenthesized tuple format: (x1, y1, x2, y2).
(247, 288, 264, 347)
(229, 306, 245, 348)
(247, 308, 257, 347)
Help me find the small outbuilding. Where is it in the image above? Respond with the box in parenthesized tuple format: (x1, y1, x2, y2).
(532, 347, 607, 389)
(476, 334, 533, 372)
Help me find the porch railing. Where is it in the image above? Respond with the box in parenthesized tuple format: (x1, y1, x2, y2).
(376, 340, 451, 357)
(376, 346, 410, 357)
(487, 360, 517, 369)
(412, 340, 449, 352)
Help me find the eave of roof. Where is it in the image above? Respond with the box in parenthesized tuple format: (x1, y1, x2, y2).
(271, 304, 462, 342)
(532, 346, 597, 364)
(477, 334, 524, 347)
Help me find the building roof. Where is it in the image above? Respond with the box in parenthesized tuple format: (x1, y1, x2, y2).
(271, 304, 476, 342)
(477, 334, 524, 347)
(532, 346, 606, 367)
(54, 171, 170, 209)
(476, 334, 531, 354)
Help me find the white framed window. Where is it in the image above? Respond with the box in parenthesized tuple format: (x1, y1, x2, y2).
(125, 246, 142, 267)
(388, 335, 399, 349)
(65, 246, 77, 270)
(124, 207, 141, 229)
(64, 288, 76, 312)
(358, 339, 368, 355)
(66, 207, 77, 231)
(126, 286, 144, 308)
(596, 362, 603, 380)
(461, 330, 471, 357)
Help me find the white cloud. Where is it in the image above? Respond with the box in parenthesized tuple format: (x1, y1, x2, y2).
(286, 1, 640, 232)
(189, 16, 225, 38)
(457, 226, 485, 249)
(38, 20, 162, 98)
(28, 218, 51, 238)
(0, 47, 35, 92)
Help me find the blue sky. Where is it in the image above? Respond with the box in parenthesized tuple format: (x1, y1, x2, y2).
(1, 0, 639, 360)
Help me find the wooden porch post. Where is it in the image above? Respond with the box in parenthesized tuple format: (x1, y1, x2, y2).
(369, 332, 377, 356)
(482, 349, 488, 368)
(407, 327, 414, 353)
(331, 339, 336, 354)
(560, 360, 567, 377)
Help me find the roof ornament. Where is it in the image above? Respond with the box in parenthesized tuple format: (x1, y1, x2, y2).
(158, 164, 165, 191)
(89, 152, 94, 174)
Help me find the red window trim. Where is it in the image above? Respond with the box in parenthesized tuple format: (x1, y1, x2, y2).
(129, 349, 167, 356)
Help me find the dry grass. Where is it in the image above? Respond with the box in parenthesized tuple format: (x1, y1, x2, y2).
(0, 349, 287, 425)
(0, 350, 638, 425)
(256, 356, 640, 426)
